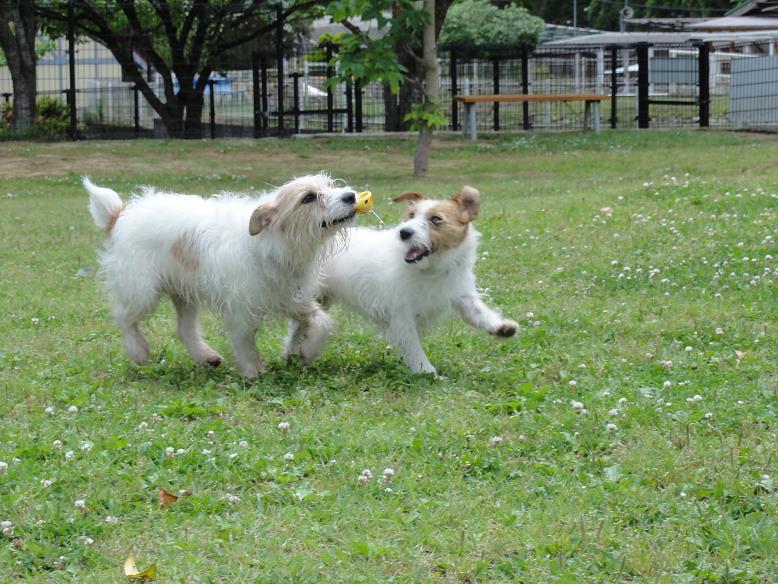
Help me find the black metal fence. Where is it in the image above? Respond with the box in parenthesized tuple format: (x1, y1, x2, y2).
(3, 13, 778, 140)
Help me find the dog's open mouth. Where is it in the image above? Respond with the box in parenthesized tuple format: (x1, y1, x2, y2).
(404, 245, 431, 264)
(321, 211, 356, 229)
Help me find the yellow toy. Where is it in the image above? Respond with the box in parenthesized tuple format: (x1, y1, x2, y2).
(355, 191, 373, 214)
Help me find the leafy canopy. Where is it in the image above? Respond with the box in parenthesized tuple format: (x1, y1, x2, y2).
(439, 0, 544, 49)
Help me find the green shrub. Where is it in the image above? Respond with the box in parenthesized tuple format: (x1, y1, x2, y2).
(439, 0, 544, 50)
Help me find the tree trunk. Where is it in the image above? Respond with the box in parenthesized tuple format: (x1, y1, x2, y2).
(0, 1, 37, 132)
(414, 0, 440, 177)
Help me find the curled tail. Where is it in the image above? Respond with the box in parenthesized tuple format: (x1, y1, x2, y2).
(84, 177, 125, 234)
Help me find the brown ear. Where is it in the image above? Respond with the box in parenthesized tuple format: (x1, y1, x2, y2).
(453, 186, 480, 222)
(249, 203, 277, 236)
(393, 192, 427, 204)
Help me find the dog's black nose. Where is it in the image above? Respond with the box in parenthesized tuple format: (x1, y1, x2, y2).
(399, 228, 413, 241)
(341, 192, 356, 205)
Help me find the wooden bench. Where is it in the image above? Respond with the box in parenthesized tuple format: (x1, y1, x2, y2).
(454, 94, 610, 140)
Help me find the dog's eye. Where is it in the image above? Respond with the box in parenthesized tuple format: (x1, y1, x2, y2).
(429, 215, 443, 226)
(301, 192, 317, 205)
(408, 211, 415, 219)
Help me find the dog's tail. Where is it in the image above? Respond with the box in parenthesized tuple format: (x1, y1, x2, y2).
(84, 176, 125, 234)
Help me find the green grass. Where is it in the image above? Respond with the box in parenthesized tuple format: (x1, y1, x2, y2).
(0, 130, 776, 582)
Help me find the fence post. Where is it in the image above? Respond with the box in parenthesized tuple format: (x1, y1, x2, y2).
(325, 43, 334, 132)
(133, 85, 140, 137)
(492, 58, 500, 131)
(355, 79, 363, 132)
(67, 0, 78, 140)
(345, 76, 353, 133)
(450, 49, 458, 130)
(275, 4, 285, 136)
(610, 45, 617, 129)
(252, 50, 261, 138)
(697, 42, 710, 128)
(521, 45, 530, 131)
(261, 55, 269, 135)
(292, 72, 301, 134)
(636, 43, 650, 129)
(208, 79, 216, 139)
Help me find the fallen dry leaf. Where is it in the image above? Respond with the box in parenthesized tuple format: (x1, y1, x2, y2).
(124, 554, 156, 581)
(735, 350, 746, 360)
(158, 487, 179, 506)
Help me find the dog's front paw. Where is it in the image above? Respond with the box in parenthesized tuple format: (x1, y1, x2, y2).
(494, 320, 518, 338)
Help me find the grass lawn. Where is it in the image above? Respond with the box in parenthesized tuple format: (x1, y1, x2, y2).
(0, 130, 776, 582)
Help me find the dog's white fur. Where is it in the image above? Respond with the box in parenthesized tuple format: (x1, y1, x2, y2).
(289, 186, 517, 374)
(86, 173, 358, 377)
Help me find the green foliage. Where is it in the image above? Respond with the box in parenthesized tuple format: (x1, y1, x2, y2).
(325, 0, 429, 92)
(403, 102, 448, 132)
(0, 96, 70, 139)
(439, 0, 544, 49)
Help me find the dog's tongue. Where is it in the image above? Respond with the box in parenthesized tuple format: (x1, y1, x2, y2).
(405, 246, 422, 261)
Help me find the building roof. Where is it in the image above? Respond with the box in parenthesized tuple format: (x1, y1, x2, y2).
(686, 16, 778, 30)
(542, 30, 778, 48)
(727, 0, 778, 17)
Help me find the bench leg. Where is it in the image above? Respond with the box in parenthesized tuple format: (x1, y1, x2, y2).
(593, 101, 601, 134)
(462, 103, 469, 139)
(583, 101, 591, 131)
(469, 103, 477, 141)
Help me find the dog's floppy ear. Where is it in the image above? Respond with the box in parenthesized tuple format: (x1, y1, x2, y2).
(393, 192, 427, 204)
(453, 186, 480, 222)
(249, 203, 278, 236)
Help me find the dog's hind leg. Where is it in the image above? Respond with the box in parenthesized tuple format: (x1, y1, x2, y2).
(455, 293, 518, 337)
(387, 318, 436, 375)
(171, 295, 223, 367)
(112, 300, 155, 365)
(223, 310, 264, 378)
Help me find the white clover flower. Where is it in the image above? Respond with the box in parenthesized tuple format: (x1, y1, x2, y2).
(238, 440, 248, 448)
(684, 346, 693, 352)
(618, 397, 627, 405)
(104, 516, 118, 524)
(568, 380, 577, 387)
(207, 430, 215, 437)
(175, 448, 185, 456)
(490, 436, 503, 446)
(663, 380, 672, 389)
(357, 468, 373, 484)
(571, 400, 585, 412)
(67, 405, 78, 414)
(65, 450, 75, 461)
(74, 499, 87, 509)
(80, 441, 93, 452)
(0, 521, 12, 529)
(384, 487, 393, 493)
(693, 394, 703, 402)
(201, 449, 212, 455)
(382, 468, 395, 477)
(526, 311, 534, 319)
(221, 493, 240, 504)
(606, 423, 618, 432)
(704, 412, 714, 420)
(0, 461, 7, 474)
(715, 327, 724, 335)
(680, 491, 687, 498)
(165, 447, 175, 457)
(283, 452, 294, 461)
(52, 440, 62, 449)
(138, 421, 148, 430)
(44, 406, 55, 414)
(608, 408, 619, 417)
(278, 421, 290, 431)
(41, 479, 53, 488)
(229, 453, 238, 460)
(84, 537, 94, 545)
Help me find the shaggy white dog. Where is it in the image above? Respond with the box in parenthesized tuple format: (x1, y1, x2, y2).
(288, 186, 517, 374)
(86, 174, 358, 377)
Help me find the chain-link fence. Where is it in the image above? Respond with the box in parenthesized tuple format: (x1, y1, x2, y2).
(3, 12, 778, 140)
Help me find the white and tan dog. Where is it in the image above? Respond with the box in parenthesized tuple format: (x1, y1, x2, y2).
(86, 174, 358, 377)
(288, 186, 517, 374)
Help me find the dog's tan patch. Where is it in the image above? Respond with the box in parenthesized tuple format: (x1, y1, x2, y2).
(425, 201, 470, 253)
(171, 232, 200, 271)
(105, 203, 127, 235)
